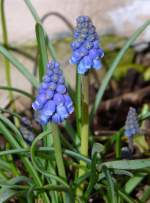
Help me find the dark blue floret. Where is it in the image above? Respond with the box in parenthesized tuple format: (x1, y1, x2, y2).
(125, 107, 140, 137)
(20, 126, 35, 144)
(70, 16, 104, 74)
(32, 61, 74, 125)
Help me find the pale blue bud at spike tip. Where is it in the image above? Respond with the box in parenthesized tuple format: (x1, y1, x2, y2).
(32, 60, 74, 125)
(70, 16, 104, 74)
(125, 107, 140, 137)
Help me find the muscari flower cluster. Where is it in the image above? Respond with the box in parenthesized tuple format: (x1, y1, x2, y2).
(20, 126, 35, 144)
(125, 107, 140, 137)
(20, 117, 35, 144)
(70, 16, 104, 74)
(32, 61, 74, 125)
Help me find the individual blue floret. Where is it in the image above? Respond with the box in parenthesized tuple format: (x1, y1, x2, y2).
(32, 60, 74, 125)
(70, 16, 104, 74)
(125, 107, 140, 137)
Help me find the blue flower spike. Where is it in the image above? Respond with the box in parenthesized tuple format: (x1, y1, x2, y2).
(32, 61, 74, 125)
(125, 107, 140, 138)
(70, 16, 104, 74)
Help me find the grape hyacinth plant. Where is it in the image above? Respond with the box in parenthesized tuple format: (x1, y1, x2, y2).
(70, 15, 104, 199)
(125, 107, 140, 152)
(32, 61, 74, 203)
(125, 107, 140, 137)
(32, 60, 74, 125)
(70, 16, 104, 74)
(1, 1, 150, 202)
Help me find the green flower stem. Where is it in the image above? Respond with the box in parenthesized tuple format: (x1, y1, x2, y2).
(80, 74, 89, 162)
(44, 124, 59, 203)
(0, 121, 50, 203)
(77, 74, 89, 198)
(115, 131, 122, 159)
(76, 69, 82, 146)
(0, 0, 18, 125)
(1, 0, 12, 95)
(128, 136, 134, 153)
(51, 123, 67, 202)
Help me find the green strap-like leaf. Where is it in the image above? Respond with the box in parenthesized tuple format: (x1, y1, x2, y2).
(118, 190, 136, 203)
(0, 114, 27, 148)
(0, 86, 33, 99)
(0, 188, 24, 203)
(103, 166, 118, 203)
(24, 0, 57, 60)
(0, 44, 38, 88)
(85, 153, 97, 199)
(99, 159, 150, 170)
(0, 176, 31, 203)
(35, 23, 48, 81)
(124, 173, 147, 194)
(0, 159, 12, 171)
(0, 121, 50, 203)
(30, 130, 70, 187)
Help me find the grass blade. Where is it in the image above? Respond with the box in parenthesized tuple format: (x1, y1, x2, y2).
(30, 130, 69, 187)
(0, 176, 31, 187)
(24, 0, 57, 60)
(85, 153, 97, 199)
(0, 147, 91, 164)
(0, 159, 12, 171)
(35, 23, 48, 81)
(124, 173, 147, 194)
(103, 166, 118, 203)
(100, 159, 150, 170)
(0, 121, 50, 203)
(0, 149, 27, 156)
(0, 120, 21, 149)
(0, 86, 33, 99)
(118, 190, 136, 203)
(0, 176, 30, 203)
(0, 0, 14, 104)
(0, 44, 38, 88)
(0, 114, 27, 148)
(23, 0, 40, 22)
(141, 185, 150, 202)
(0, 188, 24, 203)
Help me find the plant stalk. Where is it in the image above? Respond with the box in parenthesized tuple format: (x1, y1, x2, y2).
(115, 131, 121, 159)
(77, 74, 89, 198)
(1, 0, 12, 94)
(76, 69, 82, 138)
(52, 123, 67, 203)
(80, 74, 89, 167)
(0, 0, 19, 126)
(75, 68, 82, 152)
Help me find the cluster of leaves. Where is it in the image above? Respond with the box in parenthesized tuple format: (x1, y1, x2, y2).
(0, 0, 150, 203)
